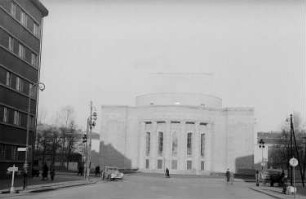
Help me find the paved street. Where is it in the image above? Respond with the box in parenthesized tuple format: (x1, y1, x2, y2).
(6, 174, 275, 199)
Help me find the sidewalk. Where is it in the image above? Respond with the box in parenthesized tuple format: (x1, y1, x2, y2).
(0, 173, 100, 198)
(249, 185, 306, 199)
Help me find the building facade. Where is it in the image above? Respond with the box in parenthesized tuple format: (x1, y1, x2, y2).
(0, 0, 48, 176)
(100, 93, 255, 174)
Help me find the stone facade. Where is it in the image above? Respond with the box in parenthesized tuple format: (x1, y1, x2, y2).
(100, 93, 255, 174)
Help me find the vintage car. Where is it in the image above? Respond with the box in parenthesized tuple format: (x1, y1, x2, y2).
(103, 166, 124, 181)
(261, 169, 286, 187)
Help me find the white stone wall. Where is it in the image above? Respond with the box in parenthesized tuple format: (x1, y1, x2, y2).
(100, 104, 255, 174)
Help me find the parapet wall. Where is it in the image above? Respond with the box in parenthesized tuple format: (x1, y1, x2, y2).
(136, 93, 222, 108)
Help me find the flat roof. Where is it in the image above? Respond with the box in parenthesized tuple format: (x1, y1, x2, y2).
(30, 0, 49, 17)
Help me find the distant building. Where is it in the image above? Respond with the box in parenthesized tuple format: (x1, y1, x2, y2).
(255, 131, 305, 170)
(100, 92, 255, 174)
(0, 0, 48, 176)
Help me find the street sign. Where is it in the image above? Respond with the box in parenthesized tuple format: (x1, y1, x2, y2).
(7, 165, 18, 193)
(7, 166, 18, 172)
(261, 162, 266, 166)
(289, 157, 298, 167)
(17, 147, 26, 151)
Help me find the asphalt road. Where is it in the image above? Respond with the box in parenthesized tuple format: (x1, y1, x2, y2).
(8, 175, 274, 199)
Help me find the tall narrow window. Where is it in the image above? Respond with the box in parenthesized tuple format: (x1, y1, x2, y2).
(3, 107, 9, 123)
(187, 160, 192, 170)
(10, 3, 16, 17)
(18, 44, 25, 59)
(30, 116, 35, 128)
(33, 23, 40, 37)
(29, 83, 36, 98)
(15, 77, 23, 91)
(8, 37, 14, 52)
(158, 132, 163, 156)
(172, 132, 178, 156)
(13, 111, 20, 125)
(187, 132, 192, 155)
(31, 53, 37, 67)
(145, 159, 149, 169)
(145, 132, 150, 156)
(5, 72, 11, 86)
(15, 77, 20, 90)
(21, 11, 27, 26)
(201, 133, 205, 157)
(0, 144, 5, 160)
(201, 161, 205, 171)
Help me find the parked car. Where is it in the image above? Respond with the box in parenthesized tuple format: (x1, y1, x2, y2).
(261, 169, 286, 187)
(103, 166, 124, 181)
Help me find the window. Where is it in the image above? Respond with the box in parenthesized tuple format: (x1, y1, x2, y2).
(11, 146, 17, 160)
(158, 132, 163, 156)
(18, 44, 25, 59)
(21, 11, 27, 26)
(187, 160, 192, 170)
(29, 83, 36, 98)
(15, 77, 23, 91)
(145, 132, 150, 156)
(157, 159, 163, 169)
(30, 116, 35, 128)
(172, 132, 178, 156)
(9, 37, 14, 52)
(13, 111, 20, 125)
(5, 72, 11, 86)
(31, 53, 37, 67)
(5, 145, 12, 160)
(201, 133, 205, 157)
(145, 159, 149, 169)
(201, 161, 205, 171)
(187, 132, 192, 155)
(3, 107, 9, 123)
(10, 3, 16, 17)
(33, 23, 40, 37)
(171, 160, 177, 170)
(0, 144, 5, 160)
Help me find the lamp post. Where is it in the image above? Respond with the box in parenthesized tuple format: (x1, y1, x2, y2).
(259, 139, 265, 171)
(24, 82, 45, 190)
(85, 101, 97, 180)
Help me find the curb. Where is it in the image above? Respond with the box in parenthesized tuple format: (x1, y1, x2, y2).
(249, 186, 302, 199)
(249, 187, 284, 199)
(0, 179, 99, 198)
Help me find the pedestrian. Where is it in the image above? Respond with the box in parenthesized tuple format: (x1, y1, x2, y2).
(165, 168, 170, 178)
(282, 175, 288, 194)
(42, 163, 49, 180)
(255, 170, 259, 186)
(50, 165, 55, 181)
(95, 166, 100, 177)
(225, 168, 230, 184)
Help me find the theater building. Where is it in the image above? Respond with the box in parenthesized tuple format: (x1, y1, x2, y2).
(100, 92, 255, 174)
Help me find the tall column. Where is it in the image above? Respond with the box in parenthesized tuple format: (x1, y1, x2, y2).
(179, 121, 186, 172)
(138, 121, 146, 170)
(151, 121, 158, 171)
(194, 122, 200, 174)
(205, 123, 212, 172)
(164, 120, 171, 170)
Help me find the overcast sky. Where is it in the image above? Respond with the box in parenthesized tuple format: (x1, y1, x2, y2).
(38, 0, 306, 132)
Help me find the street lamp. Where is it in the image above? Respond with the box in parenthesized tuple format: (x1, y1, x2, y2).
(24, 82, 45, 189)
(259, 139, 265, 171)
